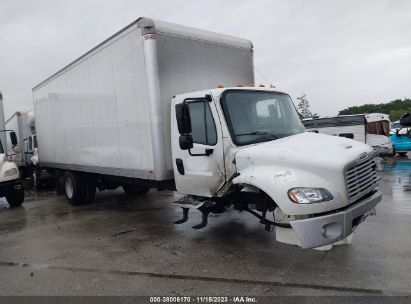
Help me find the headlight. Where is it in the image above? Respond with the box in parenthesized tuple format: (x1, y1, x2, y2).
(288, 187, 333, 204)
(4, 168, 18, 177)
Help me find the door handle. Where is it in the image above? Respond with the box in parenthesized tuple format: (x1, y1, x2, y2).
(188, 148, 213, 157)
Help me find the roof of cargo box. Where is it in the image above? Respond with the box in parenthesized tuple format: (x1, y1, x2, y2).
(33, 17, 253, 91)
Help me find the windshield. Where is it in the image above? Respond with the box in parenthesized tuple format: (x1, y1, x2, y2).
(221, 90, 305, 145)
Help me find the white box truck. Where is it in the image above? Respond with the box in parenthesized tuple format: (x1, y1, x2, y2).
(0, 91, 25, 207)
(33, 18, 381, 249)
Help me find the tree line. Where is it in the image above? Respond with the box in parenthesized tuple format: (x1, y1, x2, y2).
(338, 98, 411, 121)
(297, 94, 411, 121)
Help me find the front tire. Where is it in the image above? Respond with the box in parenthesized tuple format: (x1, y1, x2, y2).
(6, 183, 24, 208)
(122, 184, 150, 196)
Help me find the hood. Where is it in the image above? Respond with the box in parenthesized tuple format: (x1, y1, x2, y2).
(235, 132, 374, 173)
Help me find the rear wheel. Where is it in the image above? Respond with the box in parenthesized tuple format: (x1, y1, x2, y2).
(122, 184, 150, 196)
(6, 183, 24, 208)
(64, 171, 87, 205)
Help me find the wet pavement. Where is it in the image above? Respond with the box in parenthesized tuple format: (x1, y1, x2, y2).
(0, 154, 411, 296)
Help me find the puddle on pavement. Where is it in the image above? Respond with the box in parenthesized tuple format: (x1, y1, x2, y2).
(377, 156, 411, 214)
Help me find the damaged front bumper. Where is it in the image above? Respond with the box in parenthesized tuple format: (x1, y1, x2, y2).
(290, 190, 382, 249)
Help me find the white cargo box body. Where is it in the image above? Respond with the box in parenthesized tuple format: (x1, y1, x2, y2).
(5, 112, 31, 166)
(33, 18, 254, 181)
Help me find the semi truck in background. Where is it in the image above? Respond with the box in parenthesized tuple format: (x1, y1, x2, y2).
(5, 111, 35, 176)
(5, 110, 40, 184)
(0, 91, 25, 207)
(32, 17, 381, 249)
(302, 113, 394, 156)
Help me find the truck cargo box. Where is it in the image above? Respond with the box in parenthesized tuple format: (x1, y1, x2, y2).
(33, 17, 254, 181)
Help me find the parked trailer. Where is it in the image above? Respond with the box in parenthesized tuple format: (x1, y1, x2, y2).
(33, 17, 381, 249)
(302, 113, 393, 156)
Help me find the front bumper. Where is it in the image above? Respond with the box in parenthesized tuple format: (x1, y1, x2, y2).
(290, 190, 382, 249)
(0, 179, 22, 197)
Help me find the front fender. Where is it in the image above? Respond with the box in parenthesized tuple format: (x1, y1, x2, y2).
(232, 166, 349, 215)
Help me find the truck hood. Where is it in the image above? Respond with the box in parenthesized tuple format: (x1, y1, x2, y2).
(234, 132, 374, 173)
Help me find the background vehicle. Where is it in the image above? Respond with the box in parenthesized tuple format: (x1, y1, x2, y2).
(0, 91, 25, 207)
(5, 111, 35, 177)
(33, 17, 381, 249)
(302, 113, 393, 156)
(390, 113, 411, 157)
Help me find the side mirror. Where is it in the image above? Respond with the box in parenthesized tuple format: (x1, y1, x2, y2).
(179, 135, 193, 150)
(176, 103, 192, 134)
(10, 131, 18, 146)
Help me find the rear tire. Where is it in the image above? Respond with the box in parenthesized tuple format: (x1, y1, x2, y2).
(6, 183, 24, 208)
(122, 184, 150, 196)
(63, 171, 87, 205)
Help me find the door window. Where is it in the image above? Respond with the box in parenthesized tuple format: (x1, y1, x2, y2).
(187, 101, 217, 146)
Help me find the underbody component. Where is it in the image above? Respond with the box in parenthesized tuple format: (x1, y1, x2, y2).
(173, 196, 225, 229)
(245, 208, 291, 231)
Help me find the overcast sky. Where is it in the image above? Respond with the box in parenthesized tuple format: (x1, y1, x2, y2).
(1, 0, 410, 118)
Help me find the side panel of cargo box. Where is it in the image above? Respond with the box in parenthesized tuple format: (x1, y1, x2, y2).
(153, 21, 254, 173)
(33, 25, 156, 180)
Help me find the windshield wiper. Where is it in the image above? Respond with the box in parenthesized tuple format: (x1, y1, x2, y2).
(236, 130, 280, 139)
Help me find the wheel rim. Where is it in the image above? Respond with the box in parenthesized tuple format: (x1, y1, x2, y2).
(65, 178, 74, 199)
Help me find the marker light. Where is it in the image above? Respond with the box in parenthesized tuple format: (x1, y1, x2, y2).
(258, 84, 265, 87)
(217, 84, 224, 88)
(236, 83, 244, 87)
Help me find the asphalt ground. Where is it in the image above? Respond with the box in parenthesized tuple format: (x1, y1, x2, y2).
(0, 154, 410, 298)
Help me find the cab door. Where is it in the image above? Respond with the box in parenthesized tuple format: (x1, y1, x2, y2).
(171, 95, 225, 197)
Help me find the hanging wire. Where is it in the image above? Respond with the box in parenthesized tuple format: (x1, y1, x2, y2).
(255, 65, 276, 88)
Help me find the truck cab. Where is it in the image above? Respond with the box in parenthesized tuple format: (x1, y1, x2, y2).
(0, 132, 24, 207)
(171, 87, 382, 249)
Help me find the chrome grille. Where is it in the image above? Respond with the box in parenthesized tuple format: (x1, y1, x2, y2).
(345, 156, 378, 200)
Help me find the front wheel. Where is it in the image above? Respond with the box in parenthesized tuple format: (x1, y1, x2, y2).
(6, 183, 25, 208)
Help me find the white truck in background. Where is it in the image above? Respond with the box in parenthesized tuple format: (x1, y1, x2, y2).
(0, 91, 25, 207)
(5, 110, 40, 184)
(302, 113, 394, 156)
(5, 111, 35, 176)
(33, 17, 381, 249)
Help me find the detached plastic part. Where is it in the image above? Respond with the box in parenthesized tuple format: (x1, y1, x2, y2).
(399, 113, 411, 127)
